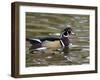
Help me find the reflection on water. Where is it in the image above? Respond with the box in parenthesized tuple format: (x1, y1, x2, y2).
(26, 12, 89, 67)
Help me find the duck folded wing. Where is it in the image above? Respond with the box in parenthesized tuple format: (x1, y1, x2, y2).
(39, 37, 60, 42)
(26, 38, 41, 44)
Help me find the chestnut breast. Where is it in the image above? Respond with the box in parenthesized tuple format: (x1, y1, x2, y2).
(60, 35, 69, 47)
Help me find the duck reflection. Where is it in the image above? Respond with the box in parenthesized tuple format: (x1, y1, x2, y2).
(62, 47, 69, 56)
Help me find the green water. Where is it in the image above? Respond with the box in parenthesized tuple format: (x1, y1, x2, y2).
(26, 12, 89, 67)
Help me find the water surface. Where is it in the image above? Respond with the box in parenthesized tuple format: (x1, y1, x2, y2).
(26, 12, 89, 67)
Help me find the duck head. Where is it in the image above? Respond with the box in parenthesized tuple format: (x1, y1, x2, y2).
(60, 27, 74, 48)
(63, 27, 73, 36)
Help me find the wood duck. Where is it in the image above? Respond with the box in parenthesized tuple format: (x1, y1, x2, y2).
(26, 27, 73, 50)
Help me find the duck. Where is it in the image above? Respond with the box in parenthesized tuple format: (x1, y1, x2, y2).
(26, 27, 74, 51)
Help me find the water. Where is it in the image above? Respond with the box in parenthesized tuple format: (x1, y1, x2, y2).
(26, 12, 89, 67)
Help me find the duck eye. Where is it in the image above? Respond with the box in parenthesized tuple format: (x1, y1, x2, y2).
(63, 31, 67, 35)
(68, 30, 71, 34)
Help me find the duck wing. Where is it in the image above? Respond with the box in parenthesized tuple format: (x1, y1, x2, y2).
(26, 37, 60, 43)
(26, 38, 42, 44)
(39, 37, 60, 42)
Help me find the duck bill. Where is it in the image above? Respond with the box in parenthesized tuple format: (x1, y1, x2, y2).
(71, 32, 75, 35)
